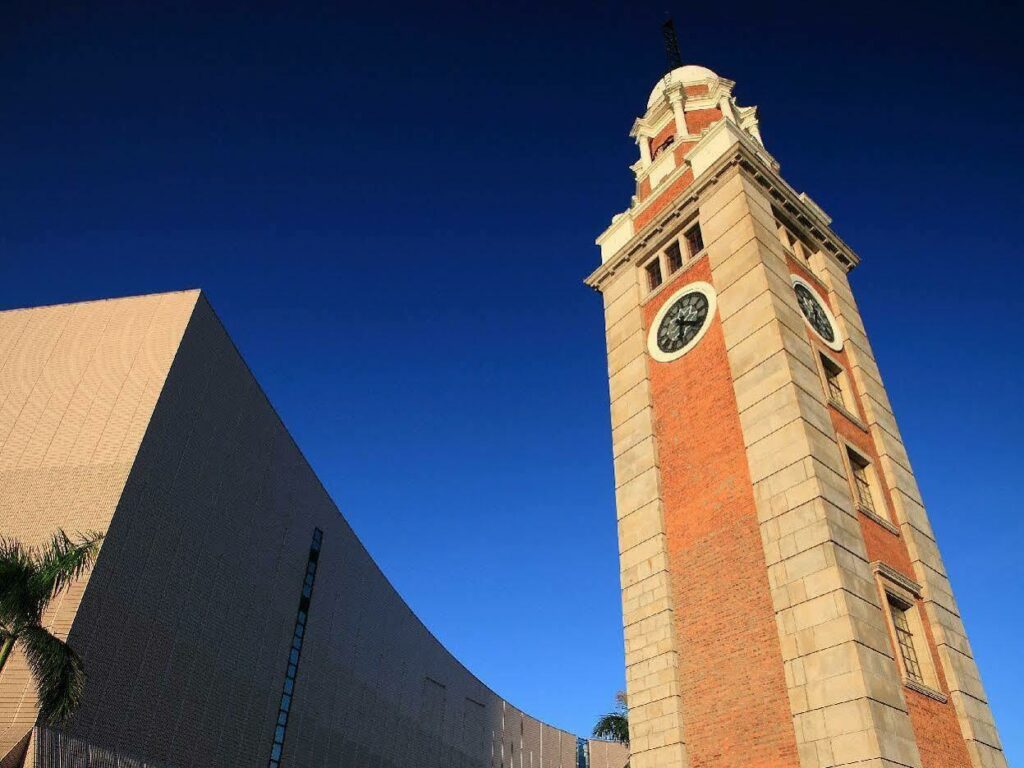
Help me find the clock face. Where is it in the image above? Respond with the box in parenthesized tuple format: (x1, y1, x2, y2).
(657, 291, 709, 354)
(647, 282, 717, 362)
(791, 277, 842, 350)
(794, 283, 835, 342)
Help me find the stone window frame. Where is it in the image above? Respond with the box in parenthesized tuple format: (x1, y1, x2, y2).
(640, 216, 704, 297)
(682, 222, 705, 259)
(813, 350, 865, 427)
(871, 561, 948, 703)
(664, 239, 684, 275)
(837, 439, 899, 535)
(643, 254, 664, 292)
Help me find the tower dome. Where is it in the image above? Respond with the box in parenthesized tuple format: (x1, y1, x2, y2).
(646, 64, 720, 108)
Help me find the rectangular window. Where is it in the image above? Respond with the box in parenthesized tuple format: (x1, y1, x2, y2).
(888, 596, 925, 684)
(665, 241, 683, 274)
(873, 563, 945, 699)
(645, 258, 663, 291)
(821, 354, 847, 410)
(847, 448, 877, 514)
(268, 528, 323, 768)
(684, 224, 704, 257)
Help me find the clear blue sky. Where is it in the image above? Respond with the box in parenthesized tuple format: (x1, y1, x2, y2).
(2, 0, 1021, 754)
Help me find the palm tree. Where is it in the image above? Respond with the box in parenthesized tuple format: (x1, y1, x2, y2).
(593, 691, 630, 745)
(0, 529, 103, 725)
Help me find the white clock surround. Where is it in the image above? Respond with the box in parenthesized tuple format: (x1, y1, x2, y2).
(647, 281, 718, 363)
(790, 274, 843, 351)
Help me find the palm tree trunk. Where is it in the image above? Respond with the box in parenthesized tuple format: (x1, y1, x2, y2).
(0, 634, 14, 674)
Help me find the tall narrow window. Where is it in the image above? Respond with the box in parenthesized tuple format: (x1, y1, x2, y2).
(821, 354, 847, 410)
(268, 528, 323, 768)
(683, 224, 704, 257)
(645, 258, 663, 292)
(665, 241, 683, 274)
(847, 449, 877, 514)
(888, 596, 925, 684)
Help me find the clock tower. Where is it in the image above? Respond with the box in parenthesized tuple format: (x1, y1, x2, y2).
(585, 61, 1007, 768)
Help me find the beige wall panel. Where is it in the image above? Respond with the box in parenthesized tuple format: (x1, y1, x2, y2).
(0, 291, 200, 758)
(612, 406, 655, 459)
(608, 328, 646, 378)
(609, 354, 649, 404)
(588, 738, 630, 768)
(614, 437, 658, 489)
(611, 380, 653, 429)
(603, 267, 638, 309)
(606, 282, 643, 328)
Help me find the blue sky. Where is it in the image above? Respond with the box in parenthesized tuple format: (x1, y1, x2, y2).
(2, 0, 1021, 755)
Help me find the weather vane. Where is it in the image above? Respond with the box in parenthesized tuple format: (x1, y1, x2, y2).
(662, 17, 683, 73)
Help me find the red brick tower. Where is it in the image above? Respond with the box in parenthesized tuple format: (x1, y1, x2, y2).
(586, 60, 1006, 768)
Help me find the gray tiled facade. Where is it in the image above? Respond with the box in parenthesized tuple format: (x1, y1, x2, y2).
(0, 291, 628, 768)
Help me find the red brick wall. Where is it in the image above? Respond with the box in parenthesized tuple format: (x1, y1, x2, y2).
(673, 140, 697, 165)
(643, 258, 801, 768)
(684, 108, 722, 135)
(635, 168, 694, 230)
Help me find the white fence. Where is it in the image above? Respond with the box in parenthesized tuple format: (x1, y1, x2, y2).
(32, 728, 170, 768)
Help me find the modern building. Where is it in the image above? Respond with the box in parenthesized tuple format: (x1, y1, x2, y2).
(585, 63, 1007, 768)
(0, 291, 628, 768)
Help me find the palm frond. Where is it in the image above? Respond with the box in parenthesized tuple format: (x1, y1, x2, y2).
(30, 530, 104, 608)
(592, 711, 629, 745)
(0, 535, 40, 627)
(0, 630, 15, 673)
(19, 625, 86, 725)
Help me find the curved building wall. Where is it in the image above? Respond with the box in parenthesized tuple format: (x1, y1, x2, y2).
(0, 291, 623, 768)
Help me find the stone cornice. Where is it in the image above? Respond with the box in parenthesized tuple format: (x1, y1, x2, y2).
(631, 105, 671, 138)
(631, 89, 736, 139)
(872, 560, 924, 597)
(632, 110, 678, 145)
(731, 134, 859, 271)
(586, 137, 861, 292)
(585, 153, 738, 292)
(905, 678, 949, 704)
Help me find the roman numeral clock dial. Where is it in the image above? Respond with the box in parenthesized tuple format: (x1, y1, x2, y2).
(647, 282, 717, 363)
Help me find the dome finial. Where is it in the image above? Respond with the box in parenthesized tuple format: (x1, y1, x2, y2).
(661, 16, 683, 74)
